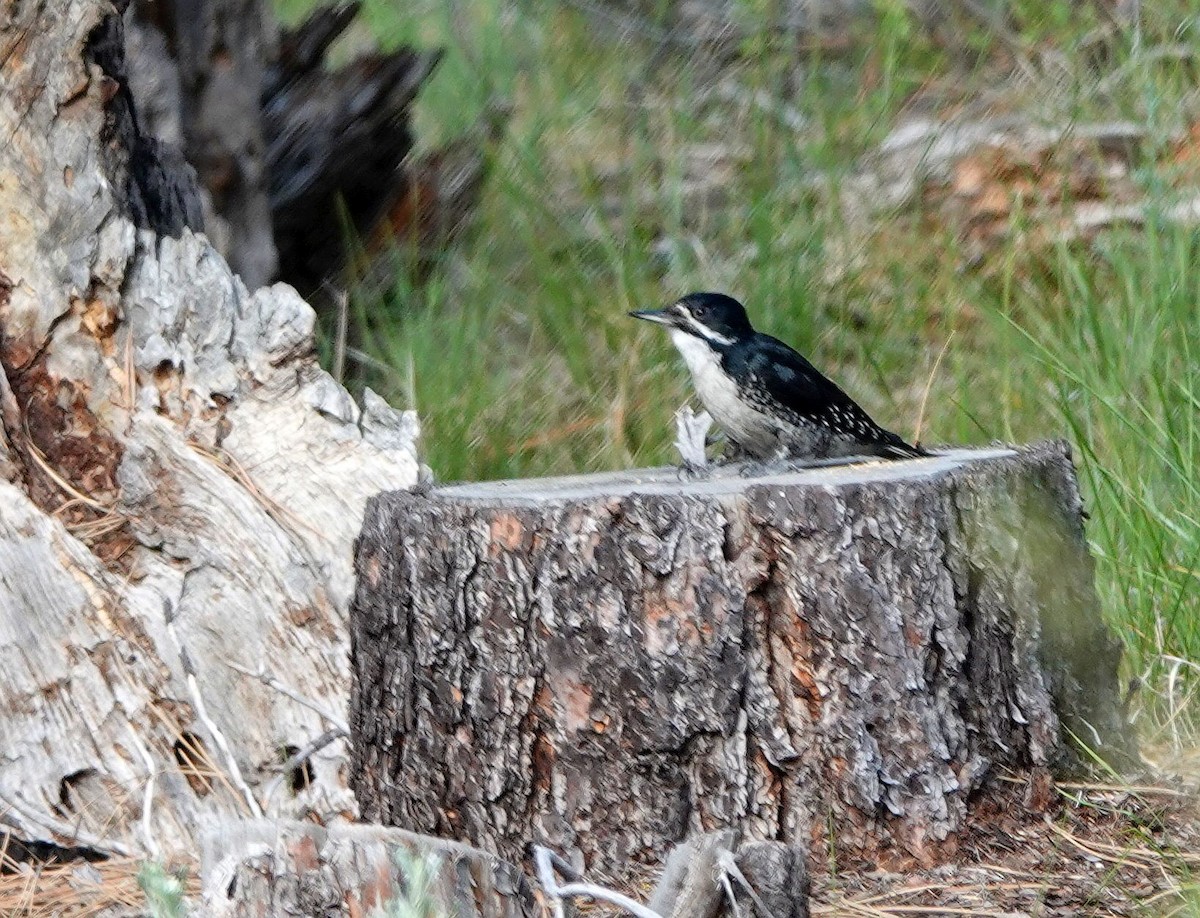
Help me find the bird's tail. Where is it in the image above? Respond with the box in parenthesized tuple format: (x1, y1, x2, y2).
(878, 432, 931, 460)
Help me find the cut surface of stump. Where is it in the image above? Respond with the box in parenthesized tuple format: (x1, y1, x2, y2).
(350, 442, 1132, 877)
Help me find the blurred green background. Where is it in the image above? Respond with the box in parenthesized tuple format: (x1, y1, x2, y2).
(278, 0, 1200, 733)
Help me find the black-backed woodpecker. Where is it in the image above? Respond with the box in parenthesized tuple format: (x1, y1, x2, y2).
(631, 292, 927, 462)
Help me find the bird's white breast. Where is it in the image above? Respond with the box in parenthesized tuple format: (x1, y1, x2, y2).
(669, 330, 736, 405)
(668, 329, 780, 455)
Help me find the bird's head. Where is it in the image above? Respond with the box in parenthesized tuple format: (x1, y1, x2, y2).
(629, 292, 753, 346)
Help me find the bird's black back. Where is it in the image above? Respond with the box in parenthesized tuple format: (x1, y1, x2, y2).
(724, 333, 924, 458)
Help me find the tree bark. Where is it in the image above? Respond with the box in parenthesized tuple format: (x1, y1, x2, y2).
(199, 819, 536, 917)
(0, 0, 418, 858)
(350, 443, 1133, 878)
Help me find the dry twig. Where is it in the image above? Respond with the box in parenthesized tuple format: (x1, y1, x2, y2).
(332, 287, 349, 385)
(534, 846, 664, 918)
(914, 332, 954, 447)
(164, 601, 262, 818)
(224, 660, 348, 731)
(261, 726, 349, 807)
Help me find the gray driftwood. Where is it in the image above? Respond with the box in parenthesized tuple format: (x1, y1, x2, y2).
(0, 0, 418, 857)
(200, 819, 535, 917)
(351, 443, 1132, 879)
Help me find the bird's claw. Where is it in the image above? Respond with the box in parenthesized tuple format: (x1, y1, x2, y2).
(734, 458, 799, 479)
(676, 459, 711, 482)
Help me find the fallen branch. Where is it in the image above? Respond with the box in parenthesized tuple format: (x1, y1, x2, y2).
(201, 820, 534, 915)
(533, 846, 664, 918)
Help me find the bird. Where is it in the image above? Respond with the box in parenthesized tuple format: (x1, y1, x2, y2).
(630, 292, 927, 463)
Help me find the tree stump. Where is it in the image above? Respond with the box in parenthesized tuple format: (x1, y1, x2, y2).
(350, 442, 1132, 876)
(200, 819, 536, 917)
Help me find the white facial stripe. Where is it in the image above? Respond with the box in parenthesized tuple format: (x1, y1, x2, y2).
(681, 312, 734, 346)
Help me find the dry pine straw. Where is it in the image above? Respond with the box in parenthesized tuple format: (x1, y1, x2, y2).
(809, 775, 1198, 918)
(0, 856, 196, 918)
(571, 774, 1200, 918)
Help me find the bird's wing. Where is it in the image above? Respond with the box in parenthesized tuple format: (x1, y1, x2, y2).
(739, 335, 924, 457)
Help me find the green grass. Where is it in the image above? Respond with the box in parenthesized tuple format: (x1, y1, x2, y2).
(138, 862, 186, 918)
(370, 847, 445, 918)
(278, 0, 1200, 704)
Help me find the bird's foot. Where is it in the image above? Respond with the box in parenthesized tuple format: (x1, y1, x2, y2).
(732, 458, 800, 479)
(676, 458, 712, 482)
(674, 406, 713, 473)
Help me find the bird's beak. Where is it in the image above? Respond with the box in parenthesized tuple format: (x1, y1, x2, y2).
(629, 306, 679, 327)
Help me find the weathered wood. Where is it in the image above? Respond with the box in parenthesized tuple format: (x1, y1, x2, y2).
(350, 443, 1132, 879)
(732, 841, 810, 918)
(0, 0, 418, 857)
(131, 0, 278, 287)
(126, 1, 445, 294)
(265, 20, 440, 297)
(647, 830, 735, 918)
(200, 819, 537, 917)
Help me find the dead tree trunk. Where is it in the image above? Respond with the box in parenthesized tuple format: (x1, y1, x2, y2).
(0, 0, 419, 858)
(126, 0, 459, 297)
(350, 443, 1133, 877)
(128, 0, 279, 287)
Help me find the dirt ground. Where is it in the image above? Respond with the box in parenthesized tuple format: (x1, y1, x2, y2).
(1, 770, 1196, 916)
(568, 770, 1200, 918)
(810, 774, 1198, 917)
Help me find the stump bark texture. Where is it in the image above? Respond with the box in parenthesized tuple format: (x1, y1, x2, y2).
(351, 443, 1131, 875)
(200, 819, 536, 918)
